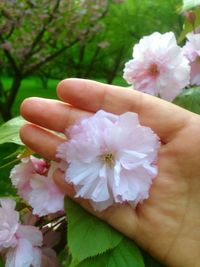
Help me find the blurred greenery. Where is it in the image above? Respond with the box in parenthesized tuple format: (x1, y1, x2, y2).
(0, 76, 127, 122)
(2, 77, 58, 118)
(173, 87, 200, 114)
(0, 0, 182, 121)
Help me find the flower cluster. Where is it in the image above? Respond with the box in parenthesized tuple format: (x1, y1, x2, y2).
(0, 198, 42, 267)
(123, 31, 200, 101)
(10, 156, 64, 217)
(57, 110, 160, 211)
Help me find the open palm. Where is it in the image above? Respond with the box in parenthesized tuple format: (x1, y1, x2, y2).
(20, 79, 200, 267)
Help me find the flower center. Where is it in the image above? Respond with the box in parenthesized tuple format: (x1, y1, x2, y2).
(102, 153, 115, 166)
(34, 161, 49, 175)
(148, 63, 160, 77)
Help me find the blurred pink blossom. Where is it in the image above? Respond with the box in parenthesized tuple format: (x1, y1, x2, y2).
(123, 32, 190, 101)
(98, 41, 110, 49)
(0, 199, 19, 249)
(10, 158, 64, 217)
(57, 110, 160, 211)
(0, 198, 43, 267)
(5, 225, 42, 267)
(0, 42, 11, 51)
(183, 32, 200, 85)
(28, 173, 64, 217)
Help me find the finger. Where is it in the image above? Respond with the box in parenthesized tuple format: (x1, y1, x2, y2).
(53, 169, 139, 240)
(57, 79, 192, 142)
(20, 97, 91, 133)
(53, 169, 75, 196)
(20, 124, 65, 160)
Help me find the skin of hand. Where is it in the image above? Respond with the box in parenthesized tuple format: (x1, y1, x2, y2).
(20, 79, 200, 267)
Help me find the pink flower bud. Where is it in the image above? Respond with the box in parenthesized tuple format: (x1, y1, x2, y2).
(185, 11, 196, 24)
(98, 41, 110, 49)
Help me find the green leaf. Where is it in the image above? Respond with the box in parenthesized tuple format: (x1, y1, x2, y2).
(76, 252, 107, 267)
(107, 238, 144, 267)
(0, 116, 26, 145)
(0, 161, 17, 197)
(173, 87, 200, 114)
(0, 143, 32, 198)
(65, 198, 123, 265)
(0, 143, 31, 173)
(182, 0, 200, 11)
(59, 248, 72, 267)
(77, 238, 144, 267)
(0, 143, 19, 163)
(0, 143, 20, 197)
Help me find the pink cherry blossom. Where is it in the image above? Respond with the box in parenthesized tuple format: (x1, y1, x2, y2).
(5, 225, 42, 267)
(183, 32, 200, 85)
(57, 110, 160, 211)
(0, 198, 43, 267)
(10, 159, 64, 217)
(123, 32, 190, 101)
(0, 199, 19, 249)
(28, 173, 64, 217)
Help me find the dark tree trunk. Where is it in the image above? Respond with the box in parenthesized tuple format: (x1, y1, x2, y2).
(7, 76, 21, 110)
(0, 76, 21, 121)
(0, 104, 13, 121)
(84, 46, 101, 78)
(76, 45, 86, 78)
(106, 46, 125, 84)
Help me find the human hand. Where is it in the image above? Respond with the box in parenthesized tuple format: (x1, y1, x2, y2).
(20, 79, 200, 267)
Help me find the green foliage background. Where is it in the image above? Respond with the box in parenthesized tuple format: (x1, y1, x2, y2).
(0, 0, 182, 122)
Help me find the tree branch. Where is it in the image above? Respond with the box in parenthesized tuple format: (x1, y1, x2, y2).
(23, 1, 110, 77)
(0, 78, 6, 101)
(23, 38, 78, 76)
(1, 8, 21, 40)
(5, 24, 15, 39)
(84, 46, 101, 78)
(0, 35, 20, 75)
(22, 0, 61, 64)
(6, 76, 21, 111)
